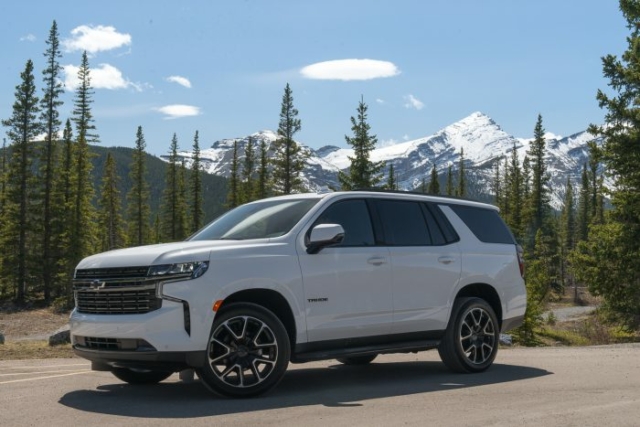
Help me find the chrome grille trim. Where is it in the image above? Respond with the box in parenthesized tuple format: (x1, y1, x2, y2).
(73, 266, 162, 315)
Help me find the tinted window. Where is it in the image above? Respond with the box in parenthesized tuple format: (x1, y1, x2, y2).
(449, 204, 515, 244)
(314, 200, 374, 246)
(376, 200, 431, 246)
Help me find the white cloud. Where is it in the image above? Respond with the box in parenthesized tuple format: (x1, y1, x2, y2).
(376, 98, 385, 105)
(63, 25, 131, 54)
(62, 63, 145, 91)
(403, 134, 410, 141)
(155, 104, 201, 120)
(404, 94, 424, 110)
(300, 59, 400, 81)
(166, 75, 192, 88)
(20, 34, 36, 42)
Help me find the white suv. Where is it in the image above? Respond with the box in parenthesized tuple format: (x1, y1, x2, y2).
(70, 191, 526, 397)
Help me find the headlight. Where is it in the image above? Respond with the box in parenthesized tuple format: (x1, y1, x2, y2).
(148, 261, 209, 280)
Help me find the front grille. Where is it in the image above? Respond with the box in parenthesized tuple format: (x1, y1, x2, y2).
(75, 266, 149, 280)
(75, 286, 161, 314)
(73, 265, 162, 314)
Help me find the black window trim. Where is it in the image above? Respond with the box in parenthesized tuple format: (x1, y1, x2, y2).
(426, 203, 460, 244)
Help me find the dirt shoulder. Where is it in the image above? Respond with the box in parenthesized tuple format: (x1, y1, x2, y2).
(0, 304, 70, 341)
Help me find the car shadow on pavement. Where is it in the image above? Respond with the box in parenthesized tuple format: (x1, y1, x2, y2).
(58, 361, 551, 418)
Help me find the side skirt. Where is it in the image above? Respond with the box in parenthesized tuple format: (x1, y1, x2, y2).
(292, 331, 444, 363)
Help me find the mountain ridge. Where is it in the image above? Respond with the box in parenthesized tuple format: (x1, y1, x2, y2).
(164, 112, 598, 209)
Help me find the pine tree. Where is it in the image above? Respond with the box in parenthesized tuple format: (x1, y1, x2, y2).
(446, 165, 454, 196)
(338, 97, 384, 190)
(492, 160, 503, 210)
(527, 114, 550, 236)
(241, 136, 256, 203)
(559, 177, 576, 294)
(190, 130, 204, 232)
(457, 148, 466, 197)
(1, 60, 42, 303)
(39, 20, 64, 302)
(50, 119, 74, 300)
(515, 230, 553, 345)
(69, 51, 99, 271)
(152, 213, 161, 244)
(176, 160, 189, 239)
(126, 126, 150, 246)
(0, 138, 6, 214)
(428, 163, 440, 194)
(505, 141, 524, 238)
(418, 177, 428, 194)
(587, 140, 601, 222)
(386, 164, 397, 190)
(572, 1, 640, 327)
(0, 139, 5, 299)
(161, 133, 181, 241)
(255, 138, 270, 200)
(272, 83, 305, 194)
(521, 155, 533, 229)
(576, 163, 590, 242)
(98, 153, 125, 251)
(226, 140, 240, 208)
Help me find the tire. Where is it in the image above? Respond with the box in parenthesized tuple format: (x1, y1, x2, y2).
(438, 297, 499, 373)
(111, 368, 173, 384)
(336, 355, 377, 365)
(197, 303, 291, 398)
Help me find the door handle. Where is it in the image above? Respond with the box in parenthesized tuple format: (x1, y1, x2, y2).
(438, 256, 455, 265)
(367, 257, 387, 266)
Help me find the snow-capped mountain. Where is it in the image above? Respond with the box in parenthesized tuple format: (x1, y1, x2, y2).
(164, 112, 599, 209)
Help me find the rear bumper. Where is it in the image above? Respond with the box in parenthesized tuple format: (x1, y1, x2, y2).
(501, 314, 524, 333)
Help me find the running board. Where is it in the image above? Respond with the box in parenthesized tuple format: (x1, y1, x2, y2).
(291, 339, 441, 363)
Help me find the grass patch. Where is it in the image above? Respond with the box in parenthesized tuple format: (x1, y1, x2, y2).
(537, 328, 591, 346)
(0, 341, 75, 360)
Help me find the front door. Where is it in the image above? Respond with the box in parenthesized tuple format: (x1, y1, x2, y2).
(297, 199, 392, 342)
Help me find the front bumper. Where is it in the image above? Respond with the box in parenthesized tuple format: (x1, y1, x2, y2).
(73, 345, 206, 371)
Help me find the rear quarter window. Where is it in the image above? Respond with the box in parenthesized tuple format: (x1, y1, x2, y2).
(448, 204, 515, 244)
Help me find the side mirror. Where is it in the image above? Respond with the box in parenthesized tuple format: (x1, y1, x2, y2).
(306, 224, 345, 254)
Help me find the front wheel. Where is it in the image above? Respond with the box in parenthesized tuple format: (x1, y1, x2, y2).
(111, 368, 173, 384)
(438, 297, 499, 373)
(197, 303, 291, 398)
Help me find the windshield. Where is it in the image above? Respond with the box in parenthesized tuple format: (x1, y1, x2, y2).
(189, 198, 320, 241)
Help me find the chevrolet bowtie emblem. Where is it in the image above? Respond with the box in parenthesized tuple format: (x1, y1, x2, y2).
(90, 280, 106, 290)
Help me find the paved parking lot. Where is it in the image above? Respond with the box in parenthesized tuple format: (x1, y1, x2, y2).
(1, 345, 639, 427)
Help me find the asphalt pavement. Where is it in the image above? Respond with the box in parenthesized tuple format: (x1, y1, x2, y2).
(0, 344, 639, 427)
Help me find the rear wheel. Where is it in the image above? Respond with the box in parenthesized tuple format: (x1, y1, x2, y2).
(438, 297, 499, 373)
(111, 368, 173, 384)
(197, 303, 291, 398)
(336, 355, 377, 365)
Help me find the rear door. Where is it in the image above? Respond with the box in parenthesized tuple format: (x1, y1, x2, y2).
(372, 199, 461, 334)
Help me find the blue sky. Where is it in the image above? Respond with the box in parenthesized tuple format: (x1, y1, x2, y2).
(0, 1, 628, 156)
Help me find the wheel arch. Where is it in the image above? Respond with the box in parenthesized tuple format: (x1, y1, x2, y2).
(217, 289, 297, 350)
(454, 283, 503, 328)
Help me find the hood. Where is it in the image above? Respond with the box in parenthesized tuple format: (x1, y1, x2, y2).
(75, 239, 269, 270)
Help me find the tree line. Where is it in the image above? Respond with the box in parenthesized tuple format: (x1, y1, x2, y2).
(0, 22, 213, 306)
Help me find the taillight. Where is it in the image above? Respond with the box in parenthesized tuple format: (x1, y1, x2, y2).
(516, 244, 524, 277)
